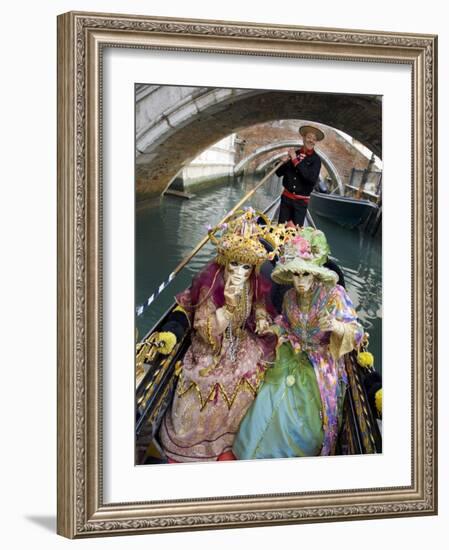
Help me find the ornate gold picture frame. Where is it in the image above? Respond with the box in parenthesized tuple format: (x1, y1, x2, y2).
(57, 11, 437, 538)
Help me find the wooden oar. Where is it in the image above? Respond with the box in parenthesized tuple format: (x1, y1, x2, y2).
(136, 161, 284, 316)
(174, 161, 283, 274)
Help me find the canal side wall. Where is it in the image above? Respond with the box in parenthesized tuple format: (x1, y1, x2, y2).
(170, 173, 233, 193)
(169, 134, 236, 193)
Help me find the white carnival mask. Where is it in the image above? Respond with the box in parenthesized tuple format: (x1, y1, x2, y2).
(292, 272, 314, 294)
(226, 261, 253, 287)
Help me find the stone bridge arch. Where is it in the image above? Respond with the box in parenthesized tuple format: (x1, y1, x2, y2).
(136, 85, 381, 200)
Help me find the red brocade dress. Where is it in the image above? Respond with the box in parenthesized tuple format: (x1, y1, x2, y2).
(159, 268, 275, 462)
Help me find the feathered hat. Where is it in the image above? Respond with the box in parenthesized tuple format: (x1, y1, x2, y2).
(271, 226, 338, 285)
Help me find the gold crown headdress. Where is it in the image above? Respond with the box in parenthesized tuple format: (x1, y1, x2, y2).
(208, 208, 274, 268)
(262, 222, 298, 251)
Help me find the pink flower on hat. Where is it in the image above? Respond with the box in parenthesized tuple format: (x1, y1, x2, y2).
(291, 235, 313, 259)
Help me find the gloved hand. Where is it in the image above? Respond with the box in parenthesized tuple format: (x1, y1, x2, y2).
(319, 315, 345, 337)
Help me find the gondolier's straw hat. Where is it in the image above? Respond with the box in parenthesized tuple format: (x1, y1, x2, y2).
(299, 125, 325, 141)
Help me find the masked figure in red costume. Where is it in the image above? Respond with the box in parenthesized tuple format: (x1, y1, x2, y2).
(153, 209, 277, 462)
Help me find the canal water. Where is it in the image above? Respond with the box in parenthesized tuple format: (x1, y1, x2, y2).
(136, 175, 382, 373)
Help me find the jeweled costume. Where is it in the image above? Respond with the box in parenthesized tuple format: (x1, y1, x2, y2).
(233, 228, 364, 459)
(159, 210, 277, 462)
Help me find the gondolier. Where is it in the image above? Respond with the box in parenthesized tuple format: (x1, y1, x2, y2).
(277, 125, 324, 226)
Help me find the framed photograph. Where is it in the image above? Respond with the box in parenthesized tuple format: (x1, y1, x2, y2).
(57, 11, 437, 538)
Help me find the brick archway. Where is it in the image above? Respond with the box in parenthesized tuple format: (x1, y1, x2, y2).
(234, 140, 344, 193)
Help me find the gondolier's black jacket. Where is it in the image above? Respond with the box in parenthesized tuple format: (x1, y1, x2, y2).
(276, 149, 321, 196)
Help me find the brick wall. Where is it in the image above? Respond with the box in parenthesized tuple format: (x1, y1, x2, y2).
(236, 120, 377, 185)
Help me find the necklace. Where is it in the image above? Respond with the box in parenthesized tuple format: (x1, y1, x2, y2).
(226, 282, 251, 362)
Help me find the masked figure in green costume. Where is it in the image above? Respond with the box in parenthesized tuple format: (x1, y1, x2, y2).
(233, 227, 364, 458)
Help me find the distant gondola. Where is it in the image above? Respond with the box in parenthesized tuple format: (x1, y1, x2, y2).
(309, 189, 379, 229)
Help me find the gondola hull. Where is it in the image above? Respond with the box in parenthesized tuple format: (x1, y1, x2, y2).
(136, 301, 382, 463)
(309, 191, 378, 229)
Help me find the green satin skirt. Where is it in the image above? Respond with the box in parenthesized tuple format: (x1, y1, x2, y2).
(233, 343, 324, 459)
